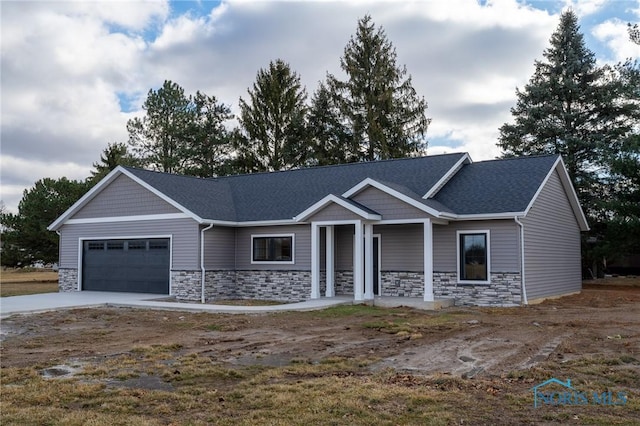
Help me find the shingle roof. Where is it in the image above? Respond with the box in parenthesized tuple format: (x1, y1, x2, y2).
(124, 153, 560, 222)
(126, 153, 467, 222)
(433, 154, 559, 215)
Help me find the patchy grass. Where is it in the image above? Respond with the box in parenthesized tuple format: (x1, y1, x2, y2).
(0, 269, 58, 296)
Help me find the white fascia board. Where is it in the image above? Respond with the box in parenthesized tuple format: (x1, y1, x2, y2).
(208, 219, 300, 227)
(522, 157, 589, 231)
(48, 166, 124, 231)
(423, 153, 472, 199)
(448, 211, 527, 221)
(294, 194, 382, 222)
(342, 178, 442, 218)
(64, 213, 191, 225)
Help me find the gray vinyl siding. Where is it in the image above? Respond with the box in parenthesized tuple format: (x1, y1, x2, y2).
(58, 218, 200, 270)
(433, 220, 520, 273)
(203, 226, 235, 269)
(352, 187, 428, 220)
(307, 203, 364, 222)
(521, 169, 582, 300)
(373, 224, 423, 271)
(235, 225, 311, 270)
(72, 174, 180, 219)
(335, 225, 355, 270)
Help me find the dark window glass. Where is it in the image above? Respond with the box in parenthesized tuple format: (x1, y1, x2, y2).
(87, 242, 105, 251)
(460, 233, 487, 281)
(253, 236, 293, 262)
(107, 241, 124, 250)
(149, 240, 169, 250)
(127, 240, 147, 250)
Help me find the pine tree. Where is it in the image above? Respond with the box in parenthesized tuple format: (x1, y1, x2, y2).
(89, 142, 139, 184)
(497, 10, 623, 217)
(235, 59, 309, 172)
(127, 80, 193, 174)
(308, 82, 353, 165)
(326, 15, 430, 162)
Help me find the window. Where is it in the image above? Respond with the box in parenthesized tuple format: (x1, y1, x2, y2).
(87, 242, 105, 251)
(107, 241, 124, 250)
(252, 235, 294, 263)
(457, 231, 489, 283)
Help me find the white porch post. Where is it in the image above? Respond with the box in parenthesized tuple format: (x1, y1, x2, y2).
(423, 219, 434, 302)
(325, 225, 335, 297)
(311, 222, 321, 299)
(353, 221, 364, 301)
(364, 222, 374, 300)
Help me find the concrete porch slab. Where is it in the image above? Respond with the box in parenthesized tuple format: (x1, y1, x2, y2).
(367, 296, 455, 310)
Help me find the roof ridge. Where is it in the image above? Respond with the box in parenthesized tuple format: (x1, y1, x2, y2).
(474, 154, 559, 164)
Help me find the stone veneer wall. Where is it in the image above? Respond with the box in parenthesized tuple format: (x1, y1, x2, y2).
(334, 271, 354, 295)
(380, 272, 424, 297)
(172, 270, 315, 302)
(434, 271, 521, 306)
(58, 268, 79, 292)
(234, 271, 313, 302)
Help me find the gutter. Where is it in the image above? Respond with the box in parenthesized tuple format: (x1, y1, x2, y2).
(514, 216, 528, 305)
(200, 223, 214, 303)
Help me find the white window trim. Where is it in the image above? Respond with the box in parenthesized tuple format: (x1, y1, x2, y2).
(251, 233, 295, 265)
(456, 230, 490, 284)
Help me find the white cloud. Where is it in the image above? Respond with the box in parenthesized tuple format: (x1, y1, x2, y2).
(592, 19, 640, 62)
(0, 0, 629, 214)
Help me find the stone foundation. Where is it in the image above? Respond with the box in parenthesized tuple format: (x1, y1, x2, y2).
(171, 270, 202, 301)
(172, 270, 314, 302)
(380, 271, 424, 297)
(335, 270, 354, 295)
(434, 271, 521, 306)
(58, 268, 78, 292)
(234, 270, 312, 302)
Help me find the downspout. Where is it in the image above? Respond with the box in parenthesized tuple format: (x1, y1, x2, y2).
(200, 223, 214, 304)
(514, 216, 528, 305)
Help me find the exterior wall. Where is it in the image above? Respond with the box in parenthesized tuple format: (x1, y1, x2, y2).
(171, 270, 202, 300)
(434, 272, 521, 306)
(235, 225, 311, 270)
(203, 226, 235, 269)
(373, 224, 423, 272)
(59, 268, 78, 292)
(521, 169, 582, 301)
(352, 187, 428, 220)
(58, 218, 200, 270)
(433, 220, 520, 273)
(335, 225, 354, 270)
(380, 272, 423, 297)
(72, 174, 180, 219)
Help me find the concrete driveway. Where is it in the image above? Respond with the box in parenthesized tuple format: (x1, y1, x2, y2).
(0, 292, 352, 319)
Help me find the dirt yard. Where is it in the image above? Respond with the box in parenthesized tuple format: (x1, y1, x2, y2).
(1, 279, 639, 425)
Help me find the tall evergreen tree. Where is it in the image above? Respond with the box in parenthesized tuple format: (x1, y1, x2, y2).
(127, 81, 234, 176)
(497, 10, 626, 218)
(127, 80, 193, 174)
(498, 10, 640, 274)
(89, 142, 139, 184)
(308, 82, 352, 165)
(0, 178, 90, 266)
(235, 59, 309, 173)
(183, 92, 234, 177)
(326, 15, 430, 162)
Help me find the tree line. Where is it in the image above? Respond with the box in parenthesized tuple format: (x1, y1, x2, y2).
(2, 11, 638, 277)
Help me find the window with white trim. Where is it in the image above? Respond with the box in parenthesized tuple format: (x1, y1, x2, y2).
(252, 234, 294, 263)
(457, 231, 490, 283)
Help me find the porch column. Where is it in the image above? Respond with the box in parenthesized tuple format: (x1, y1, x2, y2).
(364, 222, 374, 300)
(325, 225, 335, 297)
(353, 221, 364, 301)
(423, 219, 434, 302)
(311, 222, 321, 299)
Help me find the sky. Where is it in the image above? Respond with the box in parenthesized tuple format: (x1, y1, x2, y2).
(1, 0, 639, 213)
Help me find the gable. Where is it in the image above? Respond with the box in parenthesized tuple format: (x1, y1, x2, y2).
(71, 174, 181, 219)
(306, 202, 375, 222)
(351, 186, 430, 220)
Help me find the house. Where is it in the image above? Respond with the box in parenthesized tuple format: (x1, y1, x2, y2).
(48, 153, 589, 307)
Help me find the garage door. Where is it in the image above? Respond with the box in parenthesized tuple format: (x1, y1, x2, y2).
(82, 239, 170, 294)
